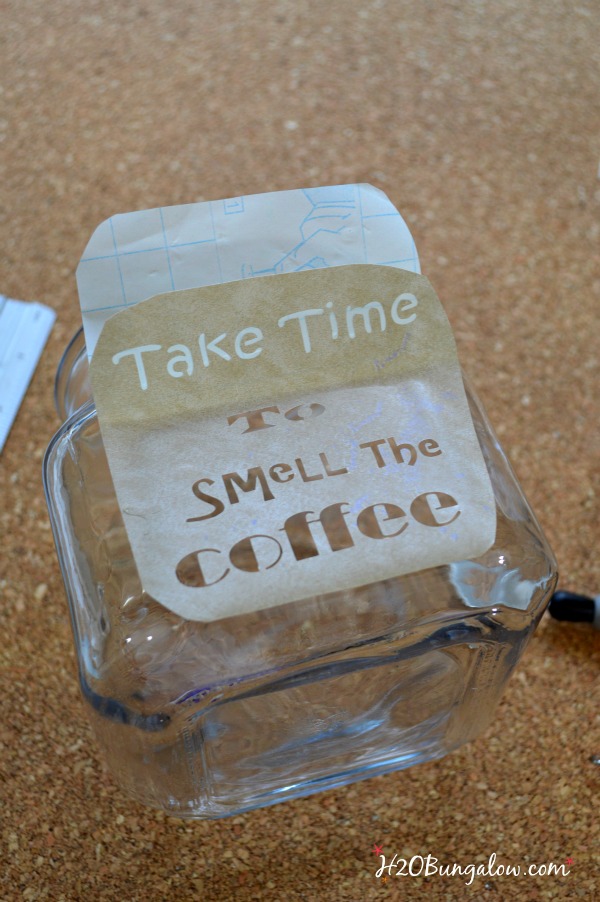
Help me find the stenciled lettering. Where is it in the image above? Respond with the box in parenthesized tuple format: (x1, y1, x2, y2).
(345, 301, 386, 339)
(109, 291, 421, 390)
(277, 292, 419, 354)
(176, 490, 461, 589)
(112, 344, 162, 391)
(277, 307, 325, 353)
(228, 402, 326, 434)
(360, 437, 443, 468)
(222, 467, 275, 505)
(234, 326, 263, 360)
(186, 437, 441, 522)
(186, 479, 225, 523)
(198, 331, 231, 366)
(390, 292, 418, 324)
(227, 406, 281, 434)
(166, 344, 194, 378)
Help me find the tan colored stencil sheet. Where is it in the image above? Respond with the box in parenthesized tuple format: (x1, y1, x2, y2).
(90, 264, 496, 621)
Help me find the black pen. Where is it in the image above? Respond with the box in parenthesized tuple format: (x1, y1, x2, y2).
(549, 590, 600, 630)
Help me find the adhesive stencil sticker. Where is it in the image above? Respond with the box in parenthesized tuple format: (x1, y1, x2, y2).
(89, 265, 497, 621)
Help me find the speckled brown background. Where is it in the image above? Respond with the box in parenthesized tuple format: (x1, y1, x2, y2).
(1, 1, 599, 900)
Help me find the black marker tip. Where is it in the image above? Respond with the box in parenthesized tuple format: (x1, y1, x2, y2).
(549, 590, 599, 627)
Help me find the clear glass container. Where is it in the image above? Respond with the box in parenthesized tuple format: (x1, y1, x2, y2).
(44, 328, 557, 818)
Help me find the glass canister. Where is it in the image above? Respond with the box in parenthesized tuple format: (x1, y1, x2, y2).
(44, 331, 558, 819)
(43, 189, 557, 818)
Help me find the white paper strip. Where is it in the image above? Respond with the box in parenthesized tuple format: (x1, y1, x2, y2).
(0, 296, 56, 453)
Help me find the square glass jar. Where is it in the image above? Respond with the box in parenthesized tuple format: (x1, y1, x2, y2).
(43, 327, 557, 818)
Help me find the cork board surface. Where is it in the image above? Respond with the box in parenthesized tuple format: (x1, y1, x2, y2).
(1, 1, 598, 899)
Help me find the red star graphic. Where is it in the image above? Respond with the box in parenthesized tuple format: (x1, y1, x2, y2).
(372, 844, 384, 856)
(381, 875, 388, 884)
(565, 857, 573, 866)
